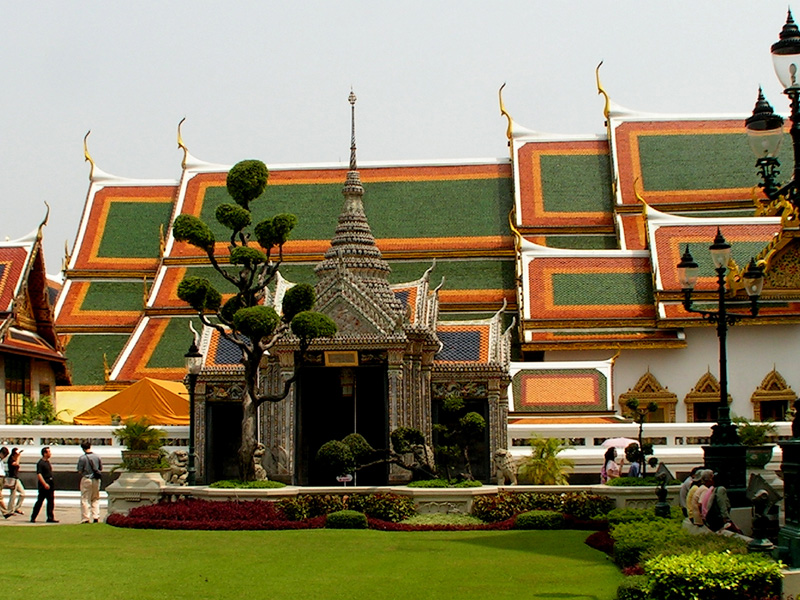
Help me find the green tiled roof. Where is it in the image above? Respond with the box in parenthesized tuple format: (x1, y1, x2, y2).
(277, 259, 515, 290)
(81, 281, 145, 312)
(96, 201, 174, 258)
(552, 272, 654, 306)
(638, 133, 792, 192)
(544, 235, 618, 250)
(145, 316, 205, 369)
(541, 154, 613, 213)
(201, 179, 513, 241)
(64, 334, 129, 385)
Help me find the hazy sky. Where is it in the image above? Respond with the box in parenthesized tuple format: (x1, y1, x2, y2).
(0, 1, 793, 273)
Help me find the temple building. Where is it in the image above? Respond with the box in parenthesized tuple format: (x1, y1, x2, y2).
(0, 216, 69, 423)
(54, 79, 800, 482)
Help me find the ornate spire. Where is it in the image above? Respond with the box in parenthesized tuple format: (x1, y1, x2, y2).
(314, 91, 402, 320)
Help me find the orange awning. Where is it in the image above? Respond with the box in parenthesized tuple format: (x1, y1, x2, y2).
(73, 378, 189, 425)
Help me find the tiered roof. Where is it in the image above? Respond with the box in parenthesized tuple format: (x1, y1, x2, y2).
(0, 222, 68, 382)
(58, 127, 515, 384)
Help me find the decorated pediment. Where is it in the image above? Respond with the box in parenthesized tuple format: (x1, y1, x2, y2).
(618, 370, 678, 422)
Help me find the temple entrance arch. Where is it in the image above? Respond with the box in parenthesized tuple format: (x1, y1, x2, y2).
(296, 362, 388, 486)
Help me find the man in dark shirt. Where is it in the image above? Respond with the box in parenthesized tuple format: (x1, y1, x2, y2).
(30, 447, 57, 523)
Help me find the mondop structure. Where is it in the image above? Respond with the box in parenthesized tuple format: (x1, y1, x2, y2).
(55, 78, 800, 483)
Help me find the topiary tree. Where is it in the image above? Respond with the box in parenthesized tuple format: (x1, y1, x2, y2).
(433, 392, 486, 481)
(173, 159, 336, 480)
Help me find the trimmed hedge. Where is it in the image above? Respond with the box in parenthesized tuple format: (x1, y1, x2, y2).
(326, 510, 368, 529)
(406, 479, 482, 488)
(644, 551, 783, 600)
(278, 493, 415, 523)
(616, 575, 649, 600)
(472, 491, 614, 522)
(610, 519, 685, 568)
(209, 479, 286, 489)
(514, 510, 565, 530)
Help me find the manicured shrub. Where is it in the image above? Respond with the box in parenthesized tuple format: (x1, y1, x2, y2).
(229, 246, 267, 266)
(232, 305, 280, 340)
(607, 506, 683, 524)
(209, 479, 286, 489)
(616, 575, 650, 600)
(177, 276, 222, 312)
(472, 492, 614, 523)
(585, 530, 614, 555)
(607, 476, 681, 487)
(227, 159, 268, 208)
(514, 510, 565, 530)
(173, 214, 215, 252)
(401, 513, 485, 526)
(368, 516, 515, 532)
(639, 532, 748, 563)
(277, 494, 345, 520)
(215, 203, 251, 232)
(346, 493, 416, 523)
(406, 478, 483, 488)
(611, 519, 685, 568)
(326, 510, 368, 529)
(291, 311, 337, 341)
(644, 551, 783, 600)
(282, 283, 315, 321)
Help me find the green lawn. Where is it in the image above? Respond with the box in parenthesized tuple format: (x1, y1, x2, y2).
(3, 526, 622, 600)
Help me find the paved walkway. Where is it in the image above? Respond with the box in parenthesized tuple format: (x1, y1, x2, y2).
(0, 491, 108, 526)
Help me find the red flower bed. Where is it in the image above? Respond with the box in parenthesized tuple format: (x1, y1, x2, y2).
(107, 498, 327, 531)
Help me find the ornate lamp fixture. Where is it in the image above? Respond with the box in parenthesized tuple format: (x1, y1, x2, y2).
(184, 340, 204, 486)
(676, 229, 764, 499)
(746, 11, 800, 210)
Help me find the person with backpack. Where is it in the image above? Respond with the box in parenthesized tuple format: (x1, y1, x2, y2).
(76, 441, 102, 523)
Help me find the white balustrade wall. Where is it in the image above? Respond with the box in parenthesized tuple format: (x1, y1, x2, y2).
(0, 421, 790, 479)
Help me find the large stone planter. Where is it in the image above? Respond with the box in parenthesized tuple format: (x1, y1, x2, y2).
(106, 472, 166, 515)
(745, 445, 774, 469)
(121, 450, 162, 472)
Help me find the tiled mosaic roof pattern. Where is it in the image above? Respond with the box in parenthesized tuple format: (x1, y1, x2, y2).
(70, 185, 176, 271)
(56, 280, 145, 329)
(651, 223, 780, 292)
(62, 333, 130, 386)
(515, 141, 614, 230)
(435, 324, 489, 363)
(612, 120, 791, 208)
(511, 369, 607, 413)
(172, 164, 513, 259)
(112, 316, 204, 382)
(0, 247, 29, 313)
(526, 256, 654, 320)
(206, 328, 244, 367)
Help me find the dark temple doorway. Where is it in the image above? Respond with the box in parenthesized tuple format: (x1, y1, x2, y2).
(297, 365, 388, 486)
(205, 401, 243, 484)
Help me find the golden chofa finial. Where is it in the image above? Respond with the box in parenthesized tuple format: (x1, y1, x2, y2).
(83, 130, 95, 180)
(177, 117, 188, 169)
(499, 83, 513, 142)
(596, 61, 611, 120)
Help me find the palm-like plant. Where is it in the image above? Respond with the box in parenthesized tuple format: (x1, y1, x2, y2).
(517, 436, 574, 485)
(114, 417, 166, 451)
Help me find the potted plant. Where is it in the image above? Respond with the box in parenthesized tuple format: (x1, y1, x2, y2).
(115, 417, 167, 472)
(733, 416, 777, 468)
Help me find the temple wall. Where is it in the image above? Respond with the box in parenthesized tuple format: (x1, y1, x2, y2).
(546, 323, 800, 421)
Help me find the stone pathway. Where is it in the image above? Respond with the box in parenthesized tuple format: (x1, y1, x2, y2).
(0, 491, 108, 526)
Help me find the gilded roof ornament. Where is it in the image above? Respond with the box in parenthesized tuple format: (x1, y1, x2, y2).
(177, 117, 189, 169)
(595, 62, 611, 120)
(36, 202, 50, 242)
(83, 131, 95, 180)
(62, 239, 72, 273)
(498, 83, 513, 142)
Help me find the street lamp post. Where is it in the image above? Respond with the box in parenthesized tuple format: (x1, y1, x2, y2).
(676, 229, 764, 503)
(184, 340, 203, 486)
(744, 10, 800, 566)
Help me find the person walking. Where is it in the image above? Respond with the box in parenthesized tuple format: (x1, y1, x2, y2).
(0, 447, 9, 516)
(3, 448, 25, 517)
(77, 441, 102, 523)
(30, 447, 57, 523)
